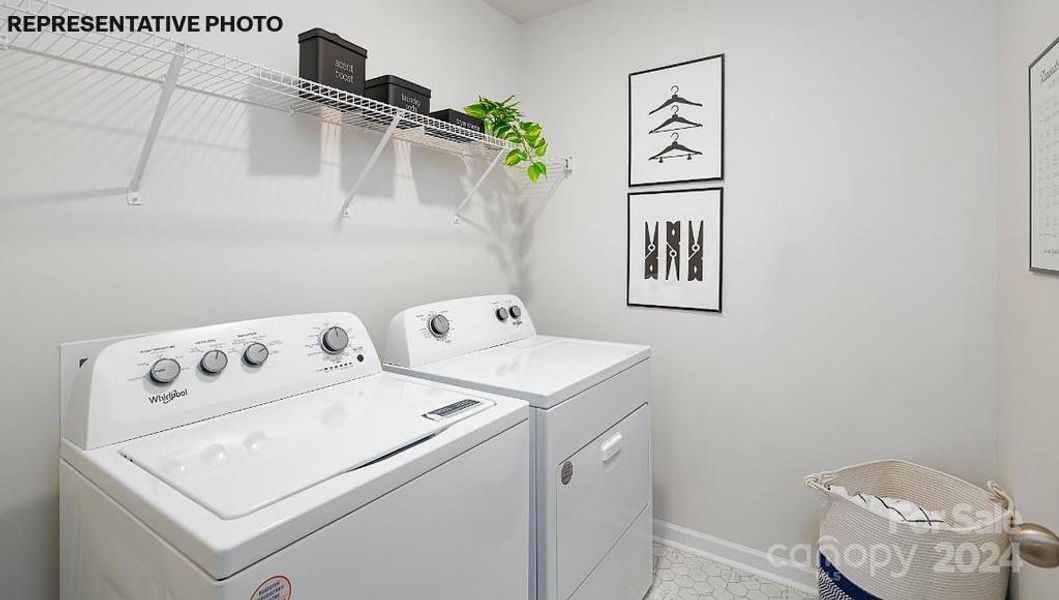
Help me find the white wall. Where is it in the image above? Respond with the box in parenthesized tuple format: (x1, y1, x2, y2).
(0, 1, 524, 597)
(521, 0, 999, 561)
(996, 1, 1059, 597)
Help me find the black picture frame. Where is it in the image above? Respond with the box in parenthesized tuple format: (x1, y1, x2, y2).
(628, 54, 725, 188)
(1029, 34, 1059, 275)
(626, 187, 724, 313)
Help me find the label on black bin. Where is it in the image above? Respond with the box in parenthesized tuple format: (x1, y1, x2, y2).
(423, 399, 481, 421)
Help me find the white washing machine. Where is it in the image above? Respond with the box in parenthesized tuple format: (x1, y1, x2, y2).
(384, 295, 653, 600)
(59, 312, 530, 600)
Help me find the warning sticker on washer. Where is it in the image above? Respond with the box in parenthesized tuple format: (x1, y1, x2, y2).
(250, 575, 291, 600)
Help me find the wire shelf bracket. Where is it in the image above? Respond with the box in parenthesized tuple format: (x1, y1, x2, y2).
(453, 148, 508, 224)
(453, 155, 574, 225)
(127, 45, 185, 206)
(341, 113, 403, 218)
(525, 157, 574, 225)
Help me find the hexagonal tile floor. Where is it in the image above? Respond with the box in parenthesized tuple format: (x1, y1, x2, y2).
(650, 542, 816, 600)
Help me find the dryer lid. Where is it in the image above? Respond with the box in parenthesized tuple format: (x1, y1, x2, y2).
(408, 336, 650, 408)
(119, 375, 492, 519)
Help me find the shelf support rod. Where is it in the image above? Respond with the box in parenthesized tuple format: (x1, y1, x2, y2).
(454, 147, 507, 224)
(342, 113, 402, 218)
(127, 44, 185, 206)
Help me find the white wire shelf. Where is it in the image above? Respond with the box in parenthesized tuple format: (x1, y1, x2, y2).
(0, 0, 508, 158)
(0, 0, 572, 220)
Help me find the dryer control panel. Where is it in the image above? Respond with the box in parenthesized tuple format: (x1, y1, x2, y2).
(384, 295, 537, 368)
(64, 312, 382, 450)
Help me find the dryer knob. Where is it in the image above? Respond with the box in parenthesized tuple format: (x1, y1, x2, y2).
(320, 326, 350, 354)
(428, 315, 450, 338)
(509, 305, 522, 319)
(495, 307, 509, 321)
(149, 358, 181, 385)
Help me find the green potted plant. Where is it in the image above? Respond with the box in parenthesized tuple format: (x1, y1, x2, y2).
(465, 95, 549, 182)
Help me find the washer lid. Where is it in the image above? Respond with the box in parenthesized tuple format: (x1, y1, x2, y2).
(403, 336, 650, 408)
(119, 376, 492, 519)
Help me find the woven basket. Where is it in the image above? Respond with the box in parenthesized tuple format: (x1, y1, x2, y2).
(805, 460, 1014, 600)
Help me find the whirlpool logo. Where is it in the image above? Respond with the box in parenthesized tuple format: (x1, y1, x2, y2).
(147, 388, 188, 405)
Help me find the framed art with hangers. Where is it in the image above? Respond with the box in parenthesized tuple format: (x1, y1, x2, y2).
(628, 54, 724, 186)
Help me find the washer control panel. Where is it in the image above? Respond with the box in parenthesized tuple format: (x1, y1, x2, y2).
(384, 295, 536, 368)
(65, 312, 381, 450)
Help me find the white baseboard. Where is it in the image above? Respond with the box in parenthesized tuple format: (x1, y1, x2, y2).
(653, 519, 817, 595)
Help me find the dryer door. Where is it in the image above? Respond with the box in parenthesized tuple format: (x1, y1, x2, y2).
(555, 404, 651, 599)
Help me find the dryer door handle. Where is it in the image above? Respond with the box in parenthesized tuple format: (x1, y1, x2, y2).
(601, 432, 624, 463)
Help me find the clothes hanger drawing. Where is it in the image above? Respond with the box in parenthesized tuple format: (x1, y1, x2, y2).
(648, 85, 704, 115)
(666, 221, 681, 281)
(687, 220, 704, 282)
(644, 221, 659, 280)
(648, 132, 703, 163)
(648, 105, 703, 134)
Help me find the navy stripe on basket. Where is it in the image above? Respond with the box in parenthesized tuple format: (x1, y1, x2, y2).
(819, 554, 882, 600)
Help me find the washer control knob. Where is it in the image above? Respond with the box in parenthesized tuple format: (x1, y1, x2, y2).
(428, 315, 450, 338)
(243, 342, 269, 366)
(509, 305, 522, 319)
(199, 349, 228, 375)
(321, 326, 349, 354)
(149, 358, 181, 385)
(495, 307, 509, 321)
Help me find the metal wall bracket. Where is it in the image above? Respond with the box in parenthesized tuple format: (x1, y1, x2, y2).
(453, 148, 507, 224)
(341, 113, 403, 218)
(126, 44, 186, 205)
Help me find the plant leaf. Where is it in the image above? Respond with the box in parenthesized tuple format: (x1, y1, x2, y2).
(505, 148, 528, 166)
(535, 139, 548, 157)
(535, 161, 548, 178)
(527, 163, 541, 182)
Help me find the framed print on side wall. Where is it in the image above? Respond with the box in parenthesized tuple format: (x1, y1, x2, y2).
(1030, 35, 1059, 274)
(627, 188, 723, 312)
(629, 54, 724, 187)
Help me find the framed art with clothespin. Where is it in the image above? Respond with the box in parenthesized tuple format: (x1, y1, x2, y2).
(627, 187, 723, 312)
(628, 54, 724, 186)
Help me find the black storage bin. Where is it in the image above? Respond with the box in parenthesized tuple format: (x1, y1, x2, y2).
(427, 109, 484, 141)
(298, 28, 368, 95)
(364, 75, 431, 116)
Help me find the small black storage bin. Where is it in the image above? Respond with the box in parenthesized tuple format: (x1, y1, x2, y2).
(298, 28, 368, 95)
(364, 75, 431, 118)
(427, 109, 484, 141)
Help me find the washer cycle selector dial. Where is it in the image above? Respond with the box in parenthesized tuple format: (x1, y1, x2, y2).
(495, 307, 509, 321)
(509, 305, 522, 319)
(199, 350, 228, 375)
(149, 358, 181, 385)
(428, 315, 450, 338)
(320, 326, 349, 354)
(243, 342, 269, 366)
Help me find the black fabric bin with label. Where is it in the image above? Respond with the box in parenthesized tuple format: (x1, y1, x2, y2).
(298, 28, 368, 95)
(426, 109, 484, 142)
(364, 75, 432, 122)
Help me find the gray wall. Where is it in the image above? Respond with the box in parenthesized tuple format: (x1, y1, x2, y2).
(996, 0, 1059, 597)
(0, 0, 524, 597)
(521, 0, 999, 557)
